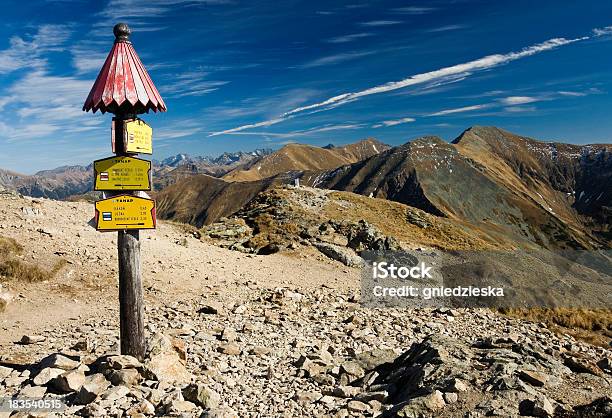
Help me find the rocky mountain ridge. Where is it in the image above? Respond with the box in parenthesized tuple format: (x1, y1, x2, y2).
(299, 127, 611, 251)
(0, 149, 274, 199)
(223, 138, 390, 182)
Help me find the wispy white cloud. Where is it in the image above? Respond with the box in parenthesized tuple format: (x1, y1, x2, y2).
(593, 26, 612, 36)
(426, 24, 467, 33)
(295, 51, 375, 69)
(372, 117, 415, 128)
(212, 123, 363, 139)
(0, 25, 71, 74)
(503, 106, 537, 113)
(160, 70, 229, 98)
(71, 47, 108, 74)
(0, 70, 104, 142)
(210, 118, 287, 136)
(304, 124, 364, 134)
(97, 0, 231, 21)
(427, 104, 490, 116)
(557, 91, 587, 97)
(326, 33, 373, 43)
(286, 37, 585, 115)
(392, 6, 437, 15)
(359, 20, 402, 27)
(558, 87, 602, 96)
(498, 96, 541, 105)
(210, 33, 588, 136)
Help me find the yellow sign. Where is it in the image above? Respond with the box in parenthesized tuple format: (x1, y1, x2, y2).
(95, 195, 156, 231)
(94, 156, 152, 191)
(124, 119, 152, 154)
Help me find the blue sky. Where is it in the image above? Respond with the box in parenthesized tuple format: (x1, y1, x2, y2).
(1, 0, 612, 173)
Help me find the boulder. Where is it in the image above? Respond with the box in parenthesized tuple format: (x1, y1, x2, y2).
(126, 399, 155, 416)
(182, 383, 220, 409)
(109, 368, 141, 386)
(143, 332, 192, 384)
(145, 352, 192, 384)
(347, 400, 369, 413)
(518, 370, 549, 387)
(314, 243, 364, 268)
(19, 335, 46, 344)
(0, 365, 13, 380)
(76, 373, 110, 404)
(217, 343, 241, 356)
(53, 369, 86, 393)
(519, 396, 555, 417)
(107, 355, 142, 370)
(19, 385, 47, 398)
(198, 301, 224, 315)
(397, 390, 446, 418)
(101, 385, 130, 401)
(39, 353, 80, 370)
(32, 367, 64, 386)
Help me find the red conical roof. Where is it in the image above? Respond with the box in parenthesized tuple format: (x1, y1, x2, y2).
(83, 23, 167, 115)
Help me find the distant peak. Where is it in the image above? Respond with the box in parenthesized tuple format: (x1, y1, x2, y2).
(410, 136, 447, 146)
(452, 126, 511, 145)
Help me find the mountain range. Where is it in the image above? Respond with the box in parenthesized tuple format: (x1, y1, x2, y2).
(157, 127, 611, 253)
(156, 138, 388, 225)
(2, 127, 610, 252)
(0, 149, 273, 199)
(222, 138, 388, 181)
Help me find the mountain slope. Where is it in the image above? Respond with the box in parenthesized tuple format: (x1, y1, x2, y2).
(13, 165, 92, 200)
(301, 128, 610, 250)
(156, 174, 291, 226)
(453, 126, 611, 238)
(223, 138, 389, 182)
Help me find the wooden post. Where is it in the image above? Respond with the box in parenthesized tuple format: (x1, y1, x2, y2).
(83, 22, 166, 362)
(118, 229, 145, 359)
(114, 114, 146, 360)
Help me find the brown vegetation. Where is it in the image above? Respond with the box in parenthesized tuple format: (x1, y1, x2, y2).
(499, 307, 612, 347)
(0, 236, 66, 283)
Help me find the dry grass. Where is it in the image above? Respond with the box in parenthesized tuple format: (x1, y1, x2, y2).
(499, 307, 612, 347)
(324, 191, 510, 251)
(247, 213, 301, 249)
(0, 236, 67, 283)
(0, 236, 22, 255)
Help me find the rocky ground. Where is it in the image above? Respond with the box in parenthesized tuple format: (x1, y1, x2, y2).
(0, 191, 610, 417)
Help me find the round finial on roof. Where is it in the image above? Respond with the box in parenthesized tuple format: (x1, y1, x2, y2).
(113, 23, 131, 41)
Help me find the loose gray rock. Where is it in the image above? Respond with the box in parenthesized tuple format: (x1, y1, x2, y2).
(32, 367, 64, 386)
(53, 369, 85, 393)
(39, 353, 80, 371)
(19, 335, 46, 344)
(76, 374, 110, 404)
(183, 382, 220, 409)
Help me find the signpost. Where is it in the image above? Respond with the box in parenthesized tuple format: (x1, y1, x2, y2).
(83, 23, 167, 360)
(95, 195, 156, 230)
(112, 118, 153, 154)
(94, 156, 152, 191)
